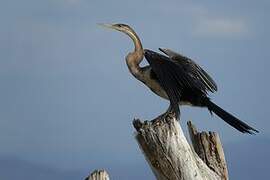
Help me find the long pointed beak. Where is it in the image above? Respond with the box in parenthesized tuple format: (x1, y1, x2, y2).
(97, 23, 115, 30)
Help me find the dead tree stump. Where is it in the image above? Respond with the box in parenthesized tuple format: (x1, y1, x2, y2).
(87, 115, 228, 180)
(133, 114, 228, 180)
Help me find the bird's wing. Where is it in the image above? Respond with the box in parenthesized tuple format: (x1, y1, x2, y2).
(159, 48, 218, 93)
(144, 49, 207, 116)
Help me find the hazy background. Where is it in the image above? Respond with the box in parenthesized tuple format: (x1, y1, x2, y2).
(1, 0, 269, 179)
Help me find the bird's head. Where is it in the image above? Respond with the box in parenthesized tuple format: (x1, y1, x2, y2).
(98, 23, 135, 35)
(98, 23, 143, 51)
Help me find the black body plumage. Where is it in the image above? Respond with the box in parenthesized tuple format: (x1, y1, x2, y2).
(144, 49, 258, 134)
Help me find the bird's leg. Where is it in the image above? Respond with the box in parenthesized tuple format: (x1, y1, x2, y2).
(153, 105, 176, 122)
(165, 105, 178, 119)
(165, 105, 174, 116)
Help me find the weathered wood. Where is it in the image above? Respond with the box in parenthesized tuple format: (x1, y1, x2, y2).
(133, 113, 223, 180)
(187, 121, 228, 180)
(85, 170, 110, 180)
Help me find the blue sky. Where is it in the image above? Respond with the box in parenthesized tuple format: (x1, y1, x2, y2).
(0, 0, 270, 179)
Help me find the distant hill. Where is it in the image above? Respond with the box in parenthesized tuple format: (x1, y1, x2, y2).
(0, 156, 82, 180)
(0, 137, 269, 179)
(0, 156, 153, 180)
(225, 137, 270, 179)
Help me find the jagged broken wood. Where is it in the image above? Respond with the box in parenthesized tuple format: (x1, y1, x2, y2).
(188, 121, 228, 180)
(133, 113, 228, 180)
(85, 170, 110, 180)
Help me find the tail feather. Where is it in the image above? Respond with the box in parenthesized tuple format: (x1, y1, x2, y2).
(205, 99, 258, 134)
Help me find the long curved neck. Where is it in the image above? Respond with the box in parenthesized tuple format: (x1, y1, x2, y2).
(128, 30, 143, 52)
(125, 29, 144, 79)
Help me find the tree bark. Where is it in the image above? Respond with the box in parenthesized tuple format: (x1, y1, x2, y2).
(187, 121, 228, 180)
(133, 113, 228, 180)
(85, 170, 110, 180)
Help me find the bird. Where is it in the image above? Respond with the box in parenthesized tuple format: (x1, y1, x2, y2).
(99, 23, 258, 134)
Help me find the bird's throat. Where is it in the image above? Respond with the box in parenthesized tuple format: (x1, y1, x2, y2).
(126, 52, 143, 79)
(125, 29, 144, 79)
(126, 30, 143, 53)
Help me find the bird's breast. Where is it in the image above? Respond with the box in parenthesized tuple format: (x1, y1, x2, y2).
(140, 66, 195, 107)
(140, 67, 168, 100)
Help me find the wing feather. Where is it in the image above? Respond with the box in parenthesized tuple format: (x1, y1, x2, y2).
(159, 48, 217, 92)
(144, 49, 207, 116)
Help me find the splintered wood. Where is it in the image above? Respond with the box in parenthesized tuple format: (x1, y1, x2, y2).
(86, 170, 110, 180)
(187, 121, 228, 180)
(133, 115, 228, 180)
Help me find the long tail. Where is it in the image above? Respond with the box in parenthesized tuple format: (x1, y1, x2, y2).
(204, 99, 259, 134)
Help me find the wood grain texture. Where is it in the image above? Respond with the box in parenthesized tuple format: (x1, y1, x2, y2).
(133, 113, 223, 180)
(187, 121, 228, 180)
(85, 170, 110, 180)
